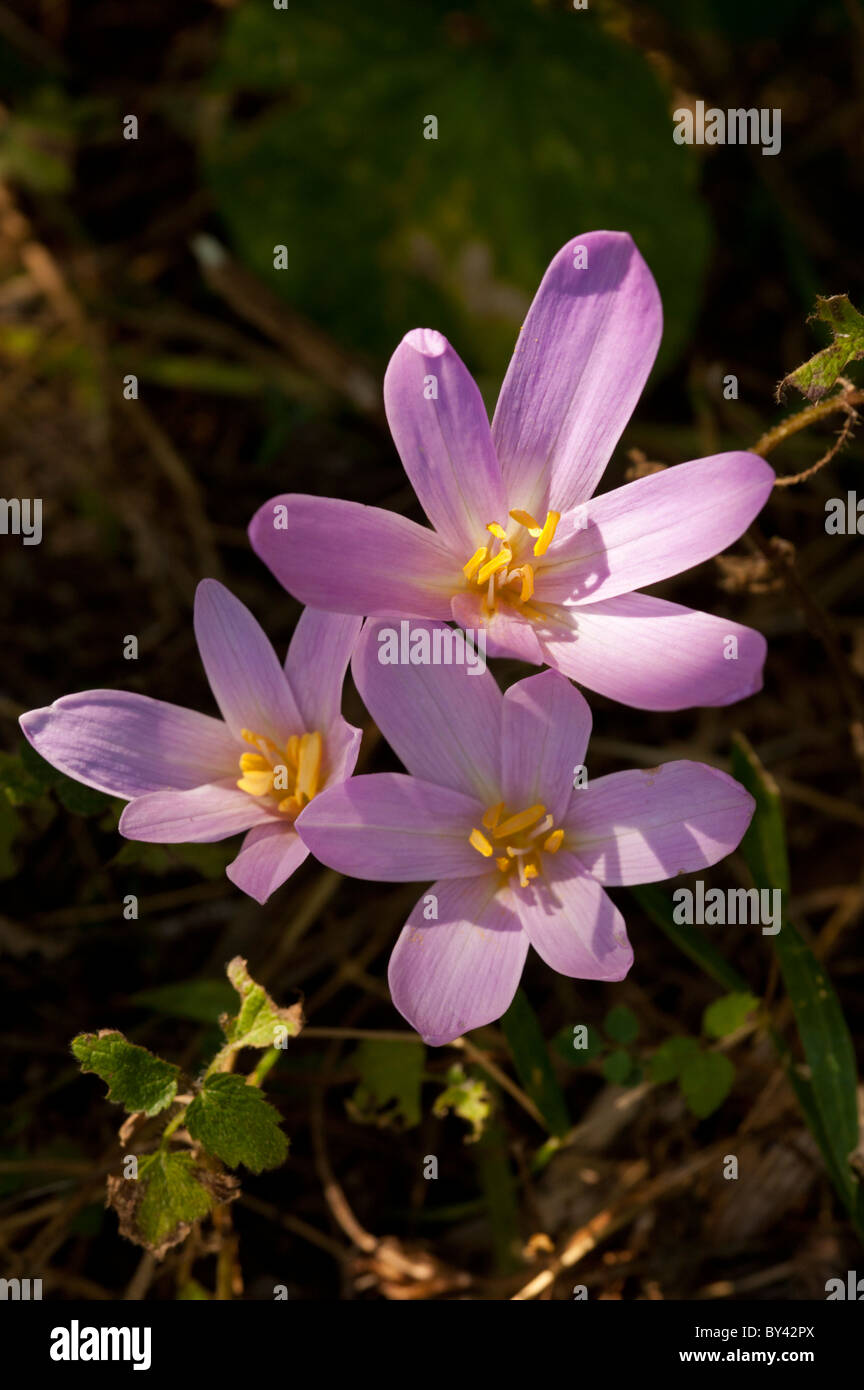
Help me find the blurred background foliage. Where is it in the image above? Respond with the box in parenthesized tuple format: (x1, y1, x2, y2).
(1, 0, 863, 1301)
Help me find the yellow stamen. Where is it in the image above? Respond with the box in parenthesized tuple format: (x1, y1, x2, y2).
(241, 728, 279, 755)
(493, 803, 547, 840)
(486, 521, 507, 540)
(469, 827, 494, 857)
(495, 856, 511, 872)
(296, 731, 322, 802)
(518, 564, 534, 602)
(543, 828, 564, 854)
(508, 508, 542, 536)
(477, 544, 512, 585)
(521, 862, 539, 887)
(482, 801, 504, 831)
(240, 753, 269, 772)
(533, 510, 560, 556)
(463, 545, 488, 581)
(237, 770, 275, 796)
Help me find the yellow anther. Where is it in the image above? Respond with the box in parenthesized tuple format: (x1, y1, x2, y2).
(285, 734, 300, 770)
(482, 801, 504, 831)
(241, 728, 279, 755)
(518, 564, 534, 602)
(296, 731, 322, 802)
(240, 753, 269, 772)
(278, 794, 302, 815)
(237, 770, 275, 796)
(493, 803, 547, 840)
(508, 508, 542, 536)
(469, 827, 494, 857)
(543, 828, 564, 854)
(486, 521, 507, 540)
(495, 857, 511, 873)
(463, 545, 489, 581)
(477, 544, 512, 585)
(533, 510, 560, 557)
(521, 862, 539, 887)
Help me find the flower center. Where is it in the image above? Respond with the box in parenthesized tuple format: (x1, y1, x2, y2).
(462, 509, 559, 619)
(468, 799, 564, 888)
(237, 727, 324, 820)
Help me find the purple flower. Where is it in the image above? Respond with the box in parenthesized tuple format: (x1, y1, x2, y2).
(19, 581, 362, 904)
(296, 620, 756, 1044)
(250, 231, 774, 711)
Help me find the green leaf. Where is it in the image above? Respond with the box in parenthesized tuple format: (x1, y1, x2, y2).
(185, 1074, 288, 1173)
(731, 734, 860, 1207)
(553, 1022, 605, 1067)
(602, 1050, 633, 1085)
(71, 1032, 179, 1116)
(130, 979, 238, 1025)
(649, 1036, 701, 1084)
(703, 991, 760, 1039)
(348, 1038, 425, 1129)
(109, 1151, 216, 1258)
(679, 1051, 735, 1119)
(779, 295, 864, 401)
(630, 884, 748, 994)
(604, 1005, 640, 1045)
(500, 988, 570, 1137)
(0, 750, 45, 806)
(221, 956, 303, 1051)
(204, 0, 708, 377)
(433, 1064, 491, 1143)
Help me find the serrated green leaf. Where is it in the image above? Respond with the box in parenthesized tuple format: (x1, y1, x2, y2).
(71, 1032, 179, 1116)
(501, 988, 570, 1137)
(604, 1005, 640, 1045)
(113, 1151, 214, 1257)
(185, 1074, 288, 1173)
(433, 1064, 491, 1143)
(679, 1051, 735, 1118)
(780, 295, 864, 401)
(130, 979, 237, 1025)
(222, 956, 303, 1051)
(703, 991, 760, 1039)
(649, 1036, 701, 1084)
(348, 1038, 425, 1129)
(602, 1049, 633, 1085)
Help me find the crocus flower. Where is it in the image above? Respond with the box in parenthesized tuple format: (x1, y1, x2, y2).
(295, 620, 756, 1044)
(250, 231, 774, 710)
(19, 580, 361, 903)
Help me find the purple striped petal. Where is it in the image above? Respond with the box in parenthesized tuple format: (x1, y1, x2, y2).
(537, 453, 775, 605)
(352, 619, 503, 803)
(506, 853, 632, 980)
(249, 494, 457, 618)
(450, 591, 545, 665)
(501, 671, 591, 824)
(119, 780, 275, 843)
(563, 762, 755, 884)
(284, 608, 362, 729)
(540, 593, 767, 710)
(492, 232, 662, 515)
(194, 580, 302, 744)
(383, 328, 506, 552)
(226, 822, 310, 904)
(295, 773, 488, 881)
(20, 690, 237, 798)
(388, 876, 527, 1045)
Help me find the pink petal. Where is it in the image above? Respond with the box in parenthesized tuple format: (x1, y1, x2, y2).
(284, 608, 362, 729)
(20, 690, 237, 798)
(563, 762, 755, 884)
(492, 231, 662, 515)
(501, 671, 591, 823)
(295, 773, 488, 881)
(450, 591, 545, 665)
(249, 494, 457, 617)
(537, 453, 775, 605)
(352, 619, 503, 803)
(388, 875, 527, 1045)
(384, 328, 507, 552)
(119, 780, 275, 842)
(194, 580, 302, 743)
(506, 853, 632, 980)
(540, 593, 767, 710)
(227, 822, 310, 904)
